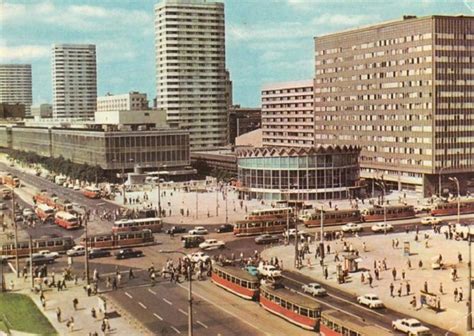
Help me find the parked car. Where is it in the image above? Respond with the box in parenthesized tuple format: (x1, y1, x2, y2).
(73, 185, 81, 191)
(188, 226, 208, 235)
(283, 228, 306, 238)
(341, 222, 363, 233)
(258, 264, 282, 278)
(182, 235, 205, 248)
(302, 282, 327, 296)
(66, 245, 85, 257)
(392, 318, 431, 335)
(88, 248, 111, 259)
(0, 203, 8, 210)
(245, 265, 259, 276)
(26, 254, 55, 266)
(216, 224, 234, 233)
(166, 226, 187, 235)
(255, 234, 280, 245)
(371, 223, 394, 233)
(357, 294, 384, 308)
(420, 216, 443, 225)
(37, 250, 60, 259)
(22, 208, 34, 216)
(186, 252, 210, 263)
(199, 239, 225, 250)
(115, 248, 143, 259)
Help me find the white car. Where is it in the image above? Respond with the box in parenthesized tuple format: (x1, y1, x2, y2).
(420, 217, 442, 225)
(66, 245, 85, 257)
(357, 294, 384, 308)
(302, 282, 327, 296)
(189, 226, 208, 235)
(73, 185, 81, 191)
(199, 239, 225, 250)
(186, 252, 210, 263)
(392, 318, 431, 335)
(283, 228, 306, 238)
(22, 208, 34, 217)
(258, 264, 282, 278)
(37, 250, 60, 259)
(341, 222, 363, 233)
(371, 223, 394, 233)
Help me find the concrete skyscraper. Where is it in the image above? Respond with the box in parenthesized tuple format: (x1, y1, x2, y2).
(0, 64, 32, 116)
(52, 44, 97, 119)
(154, 0, 228, 150)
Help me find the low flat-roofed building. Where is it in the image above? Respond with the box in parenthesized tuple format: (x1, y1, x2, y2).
(191, 149, 237, 175)
(97, 91, 149, 112)
(235, 129, 263, 149)
(94, 109, 167, 130)
(31, 104, 52, 118)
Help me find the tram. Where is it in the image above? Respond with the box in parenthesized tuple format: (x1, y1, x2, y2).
(431, 199, 474, 217)
(303, 209, 361, 228)
(112, 217, 163, 233)
(0, 236, 74, 257)
(80, 229, 154, 249)
(320, 309, 392, 336)
(246, 207, 294, 221)
(361, 205, 415, 222)
(234, 217, 295, 237)
(211, 263, 259, 300)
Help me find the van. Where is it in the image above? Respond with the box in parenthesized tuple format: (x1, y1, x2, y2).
(182, 235, 205, 248)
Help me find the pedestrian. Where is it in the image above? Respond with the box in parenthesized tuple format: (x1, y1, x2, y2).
(402, 269, 406, 280)
(410, 295, 417, 309)
(368, 274, 373, 288)
(459, 287, 464, 302)
(112, 278, 117, 290)
(439, 282, 444, 294)
(56, 307, 61, 322)
(406, 282, 411, 296)
(129, 268, 135, 279)
(91, 307, 96, 319)
(454, 287, 459, 302)
(407, 258, 412, 269)
(418, 260, 423, 269)
(392, 267, 397, 281)
(374, 268, 379, 280)
(397, 284, 402, 297)
(324, 267, 328, 280)
(390, 283, 394, 297)
(458, 252, 463, 263)
(101, 320, 106, 334)
(361, 272, 365, 284)
(73, 297, 78, 310)
(68, 317, 74, 332)
(424, 281, 428, 293)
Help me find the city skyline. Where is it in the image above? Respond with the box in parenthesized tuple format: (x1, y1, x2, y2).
(0, 0, 472, 108)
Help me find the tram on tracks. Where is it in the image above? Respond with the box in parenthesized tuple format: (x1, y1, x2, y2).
(112, 217, 163, 233)
(245, 207, 294, 221)
(431, 199, 474, 217)
(303, 209, 361, 228)
(0, 236, 74, 257)
(361, 205, 415, 222)
(80, 229, 154, 249)
(320, 309, 392, 336)
(233, 217, 295, 237)
(211, 263, 259, 300)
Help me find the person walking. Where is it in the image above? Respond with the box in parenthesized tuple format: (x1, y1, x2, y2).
(392, 267, 397, 281)
(454, 287, 458, 302)
(406, 282, 411, 296)
(56, 307, 61, 322)
(402, 269, 406, 280)
(459, 287, 464, 302)
(129, 268, 135, 280)
(73, 298, 78, 310)
(390, 283, 394, 297)
(424, 281, 428, 293)
(439, 282, 444, 294)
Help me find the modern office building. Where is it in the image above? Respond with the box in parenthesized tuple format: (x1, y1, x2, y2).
(237, 146, 360, 201)
(0, 64, 32, 116)
(314, 15, 474, 195)
(154, 0, 228, 150)
(261, 80, 314, 148)
(97, 92, 149, 112)
(229, 105, 261, 145)
(52, 44, 97, 119)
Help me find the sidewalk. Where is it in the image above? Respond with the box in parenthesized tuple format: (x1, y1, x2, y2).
(261, 230, 472, 335)
(3, 272, 147, 335)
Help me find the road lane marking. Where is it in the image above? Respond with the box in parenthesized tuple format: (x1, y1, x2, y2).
(197, 320, 208, 329)
(170, 326, 181, 334)
(153, 313, 163, 321)
(178, 308, 188, 316)
(163, 298, 173, 305)
(125, 292, 133, 299)
(148, 289, 157, 295)
(138, 302, 147, 309)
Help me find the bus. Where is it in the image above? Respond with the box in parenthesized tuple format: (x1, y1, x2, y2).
(0, 236, 74, 257)
(211, 264, 260, 300)
(34, 191, 58, 207)
(361, 205, 415, 222)
(80, 229, 154, 249)
(234, 217, 295, 237)
(304, 209, 361, 228)
(246, 207, 294, 221)
(54, 211, 79, 230)
(320, 309, 393, 336)
(35, 204, 55, 222)
(83, 186, 101, 199)
(259, 283, 321, 331)
(1, 174, 20, 188)
(112, 217, 163, 233)
(0, 187, 11, 200)
(431, 199, 474, 217)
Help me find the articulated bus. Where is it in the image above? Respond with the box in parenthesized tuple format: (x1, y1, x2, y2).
(80, 229, 154, 249)
(0, 236, 74, 257)
(82, 186, 101, 199)
(234, 217, 295, 237)
(320, 309, 392, 336)
(304, 209, 361, 228)
(260, 283, 321, 331)
(112, 217, 163, 233)
(361, 205, 415, 222)
(431, 199, 474, 217)
(246, 207, 294, 221)
(54, 211, 79, 230)
(35, 204, 55, 222)
(211, 264, 259, 300)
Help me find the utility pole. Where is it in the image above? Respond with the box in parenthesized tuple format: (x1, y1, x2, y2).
(216, 181, 219, 217)
(320, 205, 324, 260)
(12, 188, 19, 278)
(29, 235, 34, 289)
(157, 181, 161, 217)
(187, 265, 193, 336)
(195, 190, 198, 220)
(225, 184, 228, 225)
(84, 218, 90, 285)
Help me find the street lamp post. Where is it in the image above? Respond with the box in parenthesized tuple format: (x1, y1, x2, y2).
(11, 187, 19, 278)
(320, 205, 325, 260)
(84, 218, 90, 285)
(449, 177, 470, 331)
(375, 181, 387, 235)
(225, 184, 228, 225)
(439, 167, 447, 198)
(160, 250, 193, 336)
(216, 181, 219, 217)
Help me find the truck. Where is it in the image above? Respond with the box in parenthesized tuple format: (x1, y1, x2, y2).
(1, 174, 20, 188)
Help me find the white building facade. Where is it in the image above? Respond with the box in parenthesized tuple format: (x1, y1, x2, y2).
(154, 0, 228, 150)
(0, 64, 32, 116)
(52, 44, 97, 119)
(97, 92, 148, 112)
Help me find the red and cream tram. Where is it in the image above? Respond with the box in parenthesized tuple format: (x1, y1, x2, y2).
(259, 283, 321, 331)
(234, 217, 295, 237)
(211, 264, 259, 300)
(0, 236, 74, 257)
(303, 209, 361, 228)
(361, 205, 415, 222)
(320, 309, 392, 336)
(80, 229, 154, 249)
(246, 207, 293, 221)
(431, 199, 474, 217)
(112, 217, 163, 233)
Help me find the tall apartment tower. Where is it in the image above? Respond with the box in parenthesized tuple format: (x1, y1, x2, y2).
(0, 64, 32, 116)
(52, 44, 97, 119)
(314, 15, 474, 195)
(154, 0, 228, 150)
(261, 80, 314, 148)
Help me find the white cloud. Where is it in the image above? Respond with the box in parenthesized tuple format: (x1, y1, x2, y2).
(312, 13, 374, 26)
(228, 22, 312, 41)
(0, 44, 50, 62)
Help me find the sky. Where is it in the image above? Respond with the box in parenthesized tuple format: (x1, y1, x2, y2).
(1, 0, 473, 107)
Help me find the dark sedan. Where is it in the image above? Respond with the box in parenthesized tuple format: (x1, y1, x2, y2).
(255, 234, 280, 245)
(88, 248, 111, 259)
(216, 224, 234, 233)
(165, 226, 187, 235)
(115, 248, 143, 259)
(26, 254, 55, 266)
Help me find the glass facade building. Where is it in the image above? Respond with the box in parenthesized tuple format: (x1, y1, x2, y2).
(237, 146, 360, 200)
